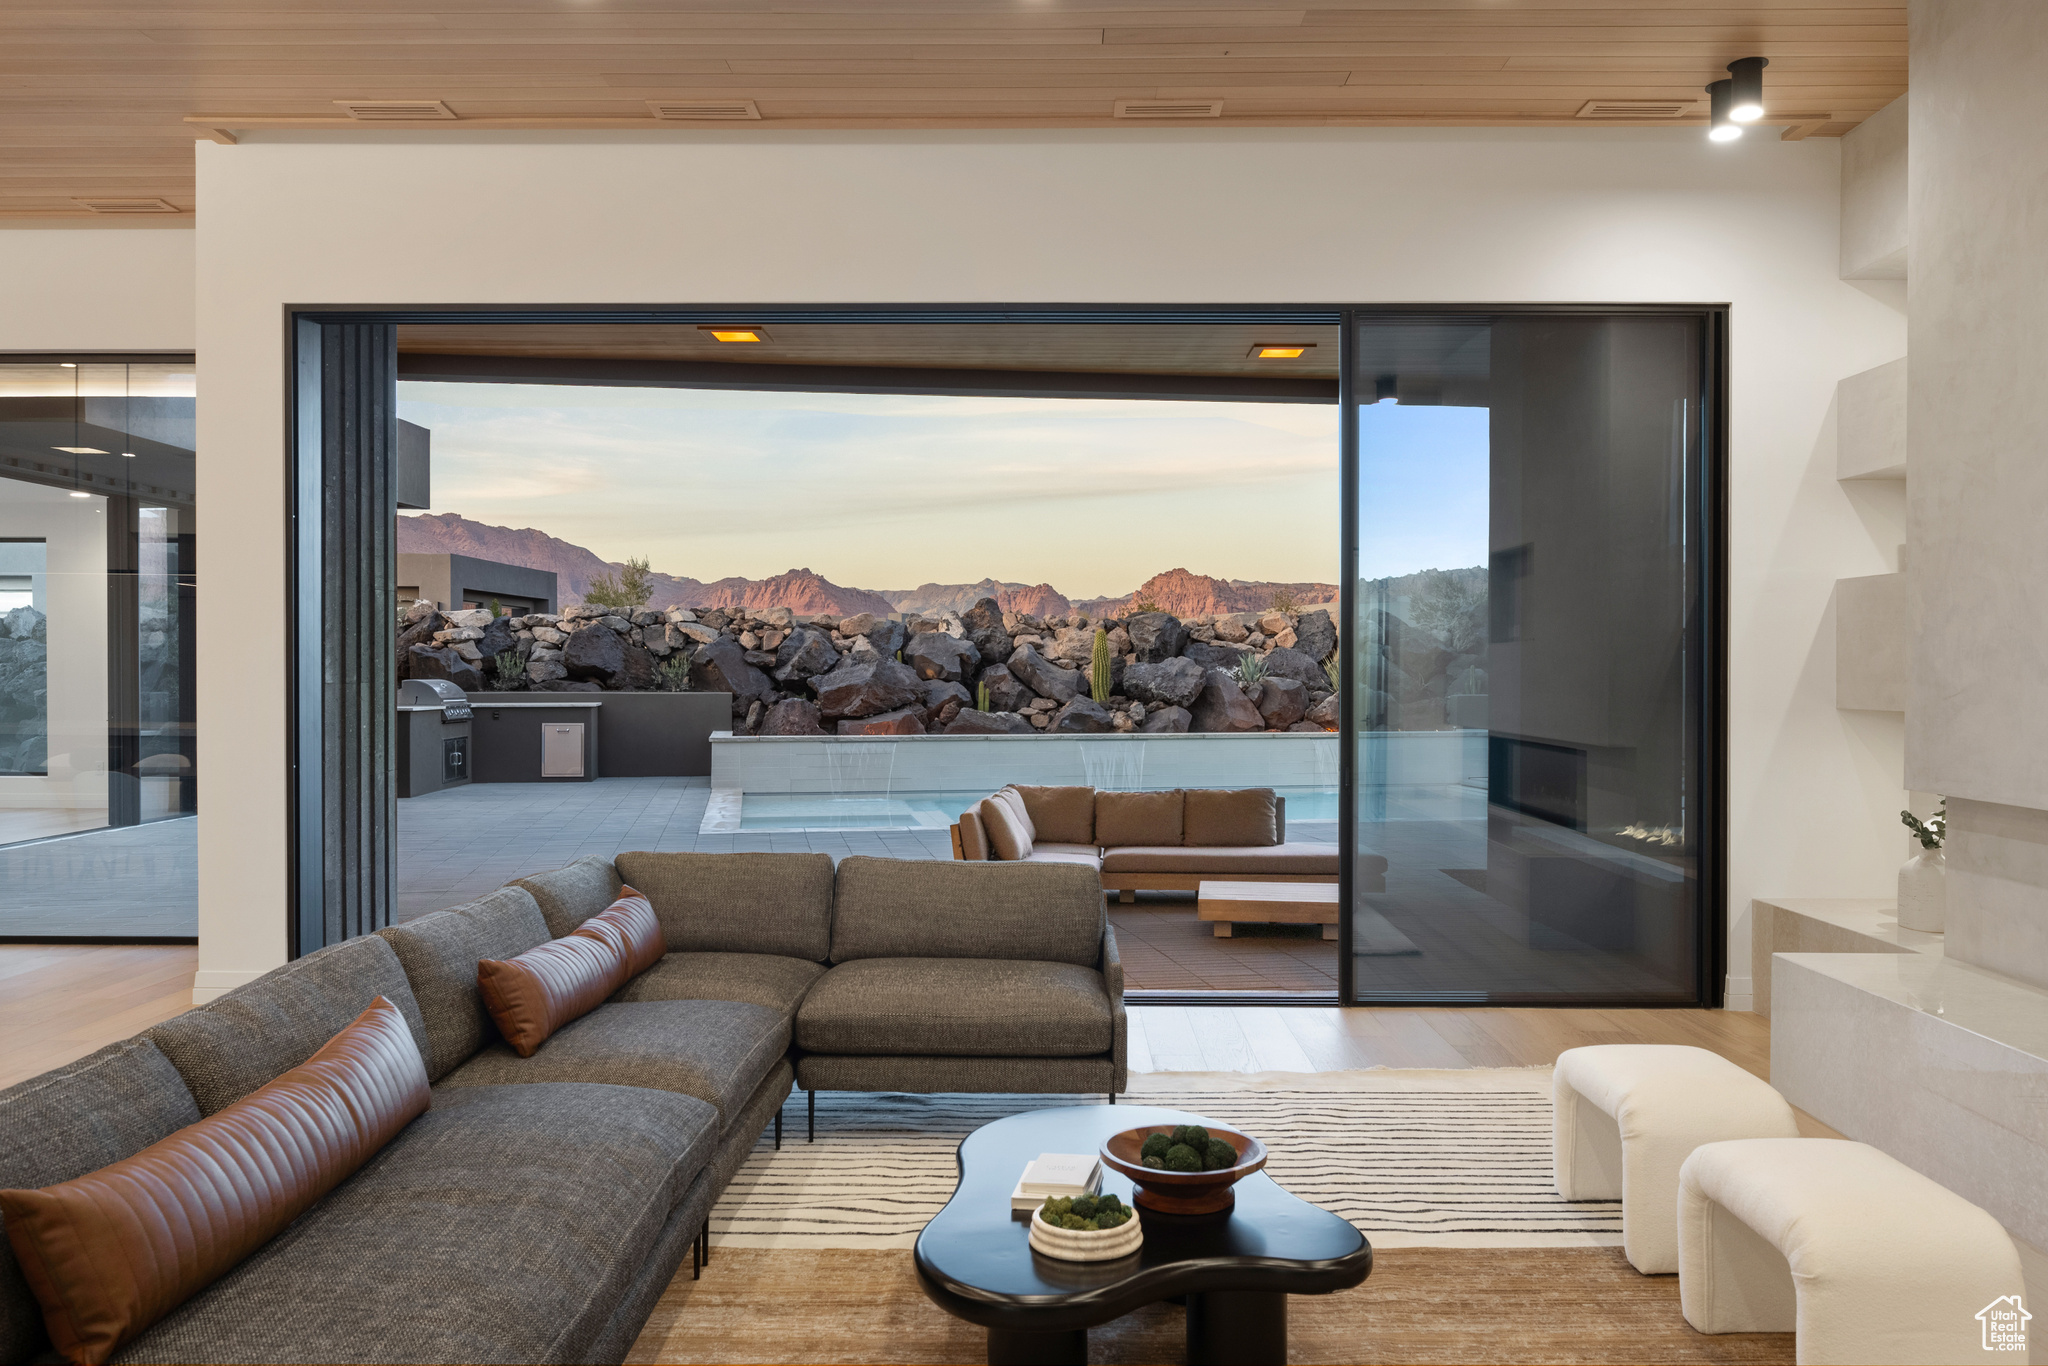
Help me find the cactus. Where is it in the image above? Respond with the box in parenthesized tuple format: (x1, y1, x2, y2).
(1090, 627, 1112, 705)
(975, 680, 991, 712)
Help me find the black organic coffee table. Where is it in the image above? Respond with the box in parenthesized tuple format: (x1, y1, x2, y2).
(914, 1104, 1371, 1365)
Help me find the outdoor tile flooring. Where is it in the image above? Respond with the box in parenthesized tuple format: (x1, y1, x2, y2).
(0, 817, 197, 938)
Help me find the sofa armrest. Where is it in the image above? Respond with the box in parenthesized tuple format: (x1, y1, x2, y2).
(1102, 924, 1128, 1094)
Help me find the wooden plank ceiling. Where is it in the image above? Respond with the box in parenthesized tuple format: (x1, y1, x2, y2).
(0, 1, 1906, 222)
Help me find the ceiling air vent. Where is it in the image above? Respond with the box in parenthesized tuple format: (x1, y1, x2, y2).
(73, 198, 180, 214)
(1576, 99, 1699, 120)
(1114, 99, 1224, 120)
(335, 100, 457, 120)
(648, 100, 762, 121)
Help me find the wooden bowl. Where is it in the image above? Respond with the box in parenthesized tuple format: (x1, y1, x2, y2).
(1100, 1124, 1268, 1215)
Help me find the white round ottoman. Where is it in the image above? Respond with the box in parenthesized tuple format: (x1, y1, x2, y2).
(1553, 1044, 1799, 1273)
(1679, 1138, 2025, 1364)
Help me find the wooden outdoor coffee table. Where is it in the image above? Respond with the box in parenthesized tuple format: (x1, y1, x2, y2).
(914, 1104, 1371, 1365)
(1196, 880, 1340, 939)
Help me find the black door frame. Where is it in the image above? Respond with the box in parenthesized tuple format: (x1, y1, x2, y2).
(285, 303, 1727, 1011)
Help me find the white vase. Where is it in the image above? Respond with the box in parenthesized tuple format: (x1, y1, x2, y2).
(1897, 848, 1946, 933)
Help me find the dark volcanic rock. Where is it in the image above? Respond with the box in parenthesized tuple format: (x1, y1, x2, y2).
(918, 679, 973, 721)
(1051, 697, 1114, 733)
(1140, 705, 1193, 734)
(837, 613, 907, 657)
(395, 618, 440, 674)
(1006, 645, 1082, 703)
(406, 645, 483, 692)
(1182, 640, 1251, 672)
(959, 597, 1014, 667)
(1255, 675, 1308, 728)
(535, 679, 603, 693)
(772, 626, 840, 682)
(943, 708, 1037, 735)
(1261, 646, 1329, 691)
(1288, 721, 1328, 732)
(1306, 693, 1339, 729)
(1189, 668, 1263, 733)
(976, 664, 1031, 714)
(904, 632, 981, 683)
(563, 620, 630, 684)
(812, 655, 922, 720)
(1293, 609, 1337, 664)
(760, 698, 827, 735)
(1125, 611, 1189, 664)
(615, 646, 659, 691)
(689, 637, 777, 710)
(1121, 657, 1205, 709)
(837, 705, 926, 736)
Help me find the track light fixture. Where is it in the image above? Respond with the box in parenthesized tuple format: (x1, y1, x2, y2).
(1726, 57, 1769, 123)
(1706, 79, 1742, 142)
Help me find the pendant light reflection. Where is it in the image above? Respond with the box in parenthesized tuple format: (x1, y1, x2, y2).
(1727, 57, 1769, 123)
(1706, 79, 1742, 142)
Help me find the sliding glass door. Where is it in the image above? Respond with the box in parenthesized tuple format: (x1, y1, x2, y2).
(1344, 312, 1718, 1005)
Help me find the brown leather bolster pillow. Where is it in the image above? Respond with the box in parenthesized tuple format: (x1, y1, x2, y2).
(583, 886, 664, 977)
(477, 912, 634, 1057)
(0, 997, 430, 1365)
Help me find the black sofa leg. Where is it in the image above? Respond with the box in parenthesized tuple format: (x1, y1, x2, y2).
(808, 1088, 817, 1143)
(775, 1109, 783, 1150)
(692, 1228, 701, 1280)
(702, 1221, 711, 1268)
(1109, 1092, 1117, 1105)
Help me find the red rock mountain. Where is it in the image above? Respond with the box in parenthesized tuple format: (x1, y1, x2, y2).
(397, 513, 892, 615)
(1075, 568, 1341, 618)
(881, 579, 1073, 618)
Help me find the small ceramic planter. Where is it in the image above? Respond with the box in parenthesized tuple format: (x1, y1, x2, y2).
(1898, 848, 1946, 933)
(1028, 1206, 1144, 1262)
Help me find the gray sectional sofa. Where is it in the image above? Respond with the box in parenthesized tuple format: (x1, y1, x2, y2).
(0, 853, 1123, 1365)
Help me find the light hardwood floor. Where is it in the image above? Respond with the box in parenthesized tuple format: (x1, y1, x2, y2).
(1, 942, 1782, 1093)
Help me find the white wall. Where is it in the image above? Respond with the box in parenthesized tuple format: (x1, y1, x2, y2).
(0, 229, 195, 353)
(193, 127, 1906, 1005)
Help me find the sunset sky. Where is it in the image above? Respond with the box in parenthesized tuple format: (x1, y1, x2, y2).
(398, 381, 1486, 598)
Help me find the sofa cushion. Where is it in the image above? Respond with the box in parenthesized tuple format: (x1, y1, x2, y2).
(1100, 842, 1341, 875)
(112, 1082, 716, 1366)
(611, 951, 826, 1019)
(978, 795, 1033, 861)
(3, 999, 430, 1365)
(0, 1039, 201, 1366)
(439, 1000, 790, 1131)
(511, 855, 624, 937)
(377, 887, 551, 1082)
(611, 852, 834, 961)
(1183, 787, 1280, 847)
(145, 935, 429, 1116)
(829, 856, 1104, 967)
(1024, 849, 1102, 872)
(1095, 789, 1184, 847)
(796, 959, 1113, 1058)
(957, 809, 991, 861)
(1014, 785, 1095, 845)
(477, 922, 632, 1059)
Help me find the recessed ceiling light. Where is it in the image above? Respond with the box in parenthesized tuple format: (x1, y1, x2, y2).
(123, 452, 138, 458)
(59, 362, 76, 368)
(1251, 344, 1314, 360)
(55, 446, 107, 455)
(1726, 57, 1769, 123)
(701, 326, 768, 343)
(69, 491, 90, 499)
(1706, 79, 1743, 141)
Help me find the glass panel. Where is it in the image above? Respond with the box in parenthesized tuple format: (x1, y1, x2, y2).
(1349, 315, 1705, 1004)
(0, 360, 197, 937)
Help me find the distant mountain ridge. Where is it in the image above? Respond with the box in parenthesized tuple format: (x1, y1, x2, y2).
(398, 513, 1329, 620)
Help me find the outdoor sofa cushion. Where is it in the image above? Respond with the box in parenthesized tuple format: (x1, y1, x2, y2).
(111, 1082, 717, 1366)
(611, 951, 826, 1019)
(796, 959, 1113, 1058)
(511, 855, 625, 937)
(1094, 789, 1184, 847)
(376, 886, 551, 1081)
(977, 795, 1033, 861)
(145, 935, 429, 1116)
(829, 856, 1104, 967)
(612, 852, 834, 961)
(1100, 843, 1341, 876)
(439, 1000, 790, 1131)
(1024, 846, 1103, 872)
(0, 1039, 202, 1365)
(1013, 785, 1095, 844)
(2, 998, 430, 1365)
(1183, 787, 1280, 847)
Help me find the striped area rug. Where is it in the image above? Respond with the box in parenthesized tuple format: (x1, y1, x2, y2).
(710, 1068, 1622, 1251)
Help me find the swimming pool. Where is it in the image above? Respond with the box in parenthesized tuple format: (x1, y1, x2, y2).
(732, 786, 1343, 832)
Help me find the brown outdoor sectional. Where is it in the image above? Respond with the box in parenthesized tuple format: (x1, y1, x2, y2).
(948, 784, 1387, 899)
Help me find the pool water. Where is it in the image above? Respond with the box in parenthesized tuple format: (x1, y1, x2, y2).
(735, 786, 1341, 832)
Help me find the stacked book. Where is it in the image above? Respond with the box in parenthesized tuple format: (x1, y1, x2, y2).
(1011, 1152, 1103, 1212)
